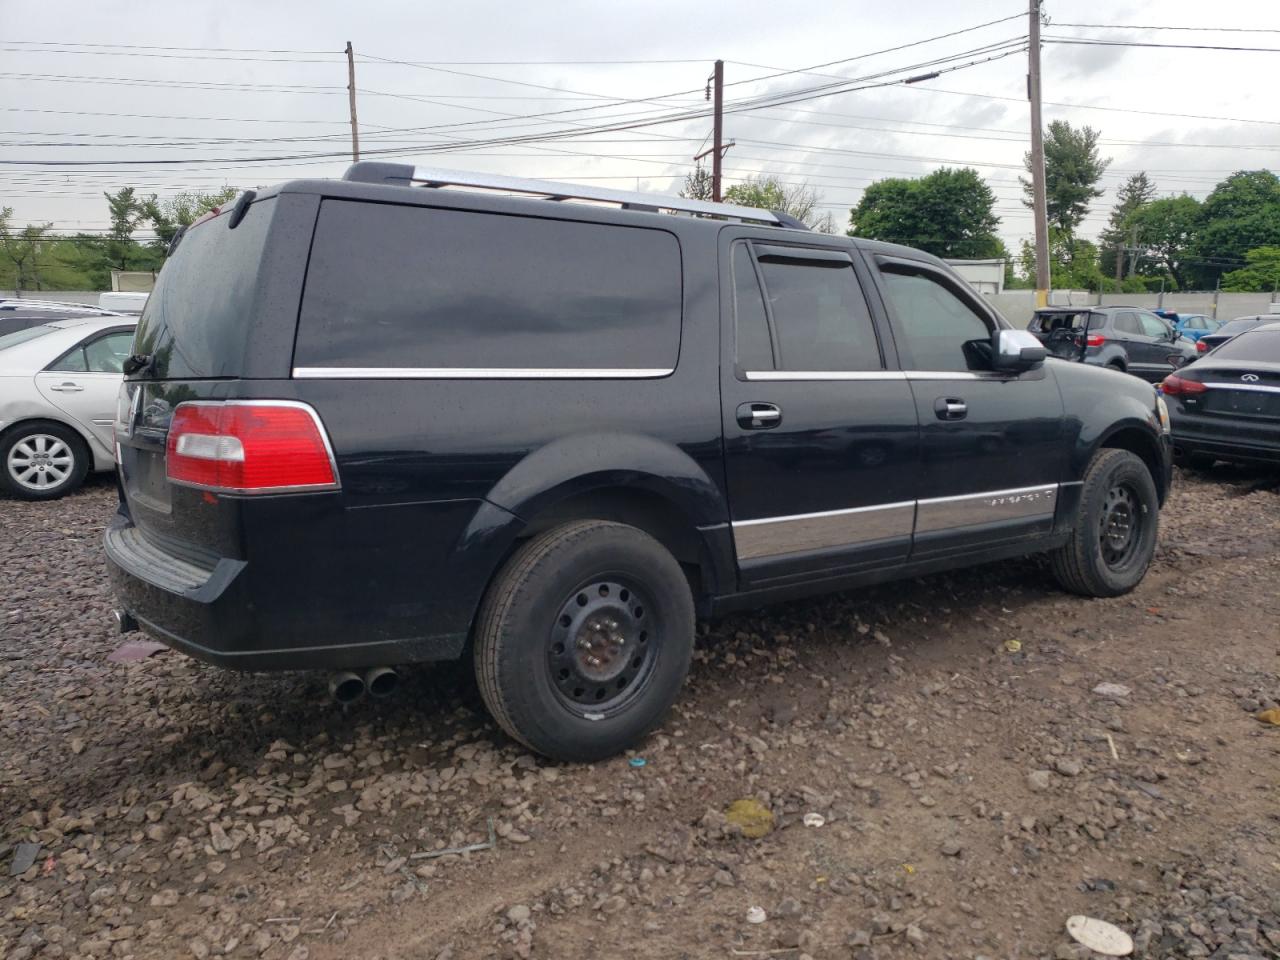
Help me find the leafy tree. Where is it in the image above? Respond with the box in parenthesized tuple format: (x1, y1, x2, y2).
(1021, 121, 1110, 241)
(679, 164, 714, 202)
(1098, 171, 1156, 280)
(0, 207, 54, 291)
(1186, 170, 1280, 288)
(848, 167, 1002, 259)
(1126, 195, 1201, 290)
(145, 186, 240, 246)
(1220, 246, 1280, 293)
(102, 187, 150, 272)
(724, 175, 833, 232)
(1017, 228, 1105, 291)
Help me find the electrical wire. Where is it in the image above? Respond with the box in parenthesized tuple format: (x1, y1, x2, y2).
(1044, 37, 1280, 53)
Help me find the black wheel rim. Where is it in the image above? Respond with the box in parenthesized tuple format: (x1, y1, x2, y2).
(1098, 481, 1143, 569)
(546, 578, 659, 719)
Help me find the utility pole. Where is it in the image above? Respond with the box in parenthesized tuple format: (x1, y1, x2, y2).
(345, 41, 360, 162)
(711, 60, 724, 201)
(1126, 224, 1139, 280)
(1028, 0, 1051, 306)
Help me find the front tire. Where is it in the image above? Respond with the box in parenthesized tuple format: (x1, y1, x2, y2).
(474, 520, 695, 762)
(0, 422, 90, 501)
(1050, 449, 1159, 597)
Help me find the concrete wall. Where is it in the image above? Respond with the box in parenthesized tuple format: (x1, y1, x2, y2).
(983, 290, 1280, 327)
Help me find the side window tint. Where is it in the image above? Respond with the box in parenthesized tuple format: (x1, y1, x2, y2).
(877, 268, 992, 372)
(1114, 312, 1140, 335)
(757, 254, 881, 371)
(1139, 313, 1170, 338)
(84, 332, 134, 373)
(49, 346, 88, 372)
(732, 244, 773, 370)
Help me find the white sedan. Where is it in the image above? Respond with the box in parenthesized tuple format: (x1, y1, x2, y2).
(0, 315, 136, 500)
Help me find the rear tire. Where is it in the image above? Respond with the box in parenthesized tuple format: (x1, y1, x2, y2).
(1050, 449, 1159, 598)
(473, 520, 695, 762)
(0, 422, 91, 501)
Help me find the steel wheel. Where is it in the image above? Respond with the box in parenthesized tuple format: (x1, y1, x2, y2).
(1097, 481, 1142, 569)
(7, 434, 75, 492)
(547, 578, 659, 719)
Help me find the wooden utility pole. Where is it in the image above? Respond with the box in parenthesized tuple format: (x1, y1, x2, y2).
(1027, 1, 1051, 306)
(711, 60, 724, 202)
(345, 41, 360, 162)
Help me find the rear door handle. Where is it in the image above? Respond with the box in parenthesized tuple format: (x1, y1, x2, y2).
(934, 397, 967, 420)
(49, 382, 84, 392)
(737, 402, 782, 430)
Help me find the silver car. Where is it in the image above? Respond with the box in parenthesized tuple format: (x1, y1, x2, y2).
(0, 315, 136, 500)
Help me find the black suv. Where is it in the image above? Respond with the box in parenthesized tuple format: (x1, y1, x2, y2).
(1028, 305, 1197, 381)
(107, 164, 1173, 761)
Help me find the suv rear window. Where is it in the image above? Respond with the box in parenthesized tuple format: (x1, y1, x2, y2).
(295, 200, 682, 372)
(1210, 327, 1280, 363)
(1030, 312, 1088, 333)
(132, 197, 276, 379)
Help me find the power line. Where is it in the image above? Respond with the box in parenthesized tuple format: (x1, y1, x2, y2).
(1045, 37, 1280, 54)
(1052, 22, 1280, 34)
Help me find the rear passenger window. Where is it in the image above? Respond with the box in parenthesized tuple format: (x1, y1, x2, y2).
(295, 201, 682, 372)
(756, 251, 881, 371)
(1114, 313, 1142, 336)
(732, 244, 773, 370)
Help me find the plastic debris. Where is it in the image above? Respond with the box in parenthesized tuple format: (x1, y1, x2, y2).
(802, 812, 825, 828)
(745, 906, 767, 924)
(1092, 682, 1133, 699)
(409, 819, 496, 860)
(629, 757, 647, 767)
(1003, 639, 1022, 653)
(725, 798, 775, 839)
(1065, 915, 1134, 956)
(1256, 708, 1280, 726)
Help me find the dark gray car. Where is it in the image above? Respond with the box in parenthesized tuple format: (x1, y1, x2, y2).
(1028, 306, 1197, 382)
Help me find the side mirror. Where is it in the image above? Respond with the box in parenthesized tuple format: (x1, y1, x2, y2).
(992, 328, 1047, 373)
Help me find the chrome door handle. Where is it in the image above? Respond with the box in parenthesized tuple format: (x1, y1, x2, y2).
(934, 397, 967, 420)
(49, 382, 84, 392)
(737, 402, 782, 430)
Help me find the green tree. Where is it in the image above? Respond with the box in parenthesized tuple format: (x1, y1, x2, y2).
(723, 175, 833, 232)
(0, 207, 54, 291)
(1220, 246, 1280, 293)
(679, 164, 714, 202)
(1187, 170, 1280, 288)
(1126, 195, 1201, 290)
(1017, 228, 1105, 291)
(144, 186, 240, 246)
(847, 167, 1002, 259)
(1098, 171, 1157, 280)
(1022, 121, 1110, 241)
(103, 187, 149, 272)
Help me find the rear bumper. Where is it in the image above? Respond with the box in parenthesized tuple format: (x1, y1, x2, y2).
(1169, 410, 1280, 465)
(104, 511, 470, 670)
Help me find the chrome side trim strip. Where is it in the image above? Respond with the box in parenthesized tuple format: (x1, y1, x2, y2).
(292, 367, 673, 380)
(731, 500, 915, 561)
(742, 370, 1013, 382)
(1202, 382, 1280, 395)
(915, 483, 1058, 534)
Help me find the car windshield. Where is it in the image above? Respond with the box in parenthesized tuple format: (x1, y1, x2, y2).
(1210, 327, 1280, 363)
(0, 324, 57, 352)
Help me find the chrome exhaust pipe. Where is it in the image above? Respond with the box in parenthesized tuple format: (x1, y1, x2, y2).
(329, 671, 366, 705)
(363, 666, 399, 699)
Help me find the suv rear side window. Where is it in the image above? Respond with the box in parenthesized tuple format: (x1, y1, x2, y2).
(1114, 312, 1142, 336)
(877, 266, 992, 372)
(296, 200, 682, 373)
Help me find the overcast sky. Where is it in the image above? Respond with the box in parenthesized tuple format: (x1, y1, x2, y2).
(2, 0, 1276, 253)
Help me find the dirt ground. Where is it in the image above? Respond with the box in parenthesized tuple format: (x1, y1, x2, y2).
(2, 466, 1279, 960)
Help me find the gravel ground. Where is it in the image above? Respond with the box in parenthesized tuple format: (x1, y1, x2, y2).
(2, 466, 1279, 960)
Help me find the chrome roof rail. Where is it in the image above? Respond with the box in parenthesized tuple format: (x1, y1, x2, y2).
(342, 162, 796, 227)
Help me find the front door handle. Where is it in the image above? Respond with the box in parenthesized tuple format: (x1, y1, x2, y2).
(49, 382, 84, 392)
(737, 402, 782, 430)
(934, 397, 967, 420)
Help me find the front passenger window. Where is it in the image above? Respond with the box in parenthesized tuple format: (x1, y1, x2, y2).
(877, 268, 992, 372)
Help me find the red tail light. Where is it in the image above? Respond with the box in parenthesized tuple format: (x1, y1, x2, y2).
(1196, 339, 1209, 353)
(1160, 374, 1208, 397)
(166, 401, 339, 494)
(1077, 333, 1106, 347)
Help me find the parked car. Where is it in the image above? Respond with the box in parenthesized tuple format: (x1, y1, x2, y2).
(1155, 310, 1220, 342)
(0, 315, 136, 499)
(107, 165, 1173, 762)
(1194, 314, 1280, 355)
(1163, 323, 1280, 467)
(0, 299, 116, 338)
(1027, 306, 1197, 381)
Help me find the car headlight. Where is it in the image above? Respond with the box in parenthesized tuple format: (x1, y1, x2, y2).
(1155, 394, 1171, 434)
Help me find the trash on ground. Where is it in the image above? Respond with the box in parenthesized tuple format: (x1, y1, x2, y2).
(628, 756, 647, 767)
(725, 798, 775, 839)
(106, 639, 168, 663)
(1003, 639, 1022, 653)
(1255, 707, 1280, 726)
(745, 905, 767, 924)
(409, 819, 496, 860)
(1065, 915, 1134, 956)
(802, 812, 825, 828)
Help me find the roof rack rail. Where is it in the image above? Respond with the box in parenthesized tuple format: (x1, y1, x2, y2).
(341, 161, 802, 229)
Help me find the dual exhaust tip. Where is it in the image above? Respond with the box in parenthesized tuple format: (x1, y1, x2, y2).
(329, 666, 398, 705)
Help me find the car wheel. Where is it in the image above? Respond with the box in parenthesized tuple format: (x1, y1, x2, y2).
(474, 520, 695, 762)
(0, 422, 91, 501)
(1107, 360, 1126, 373)
(1050, 449, 1159, 598)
